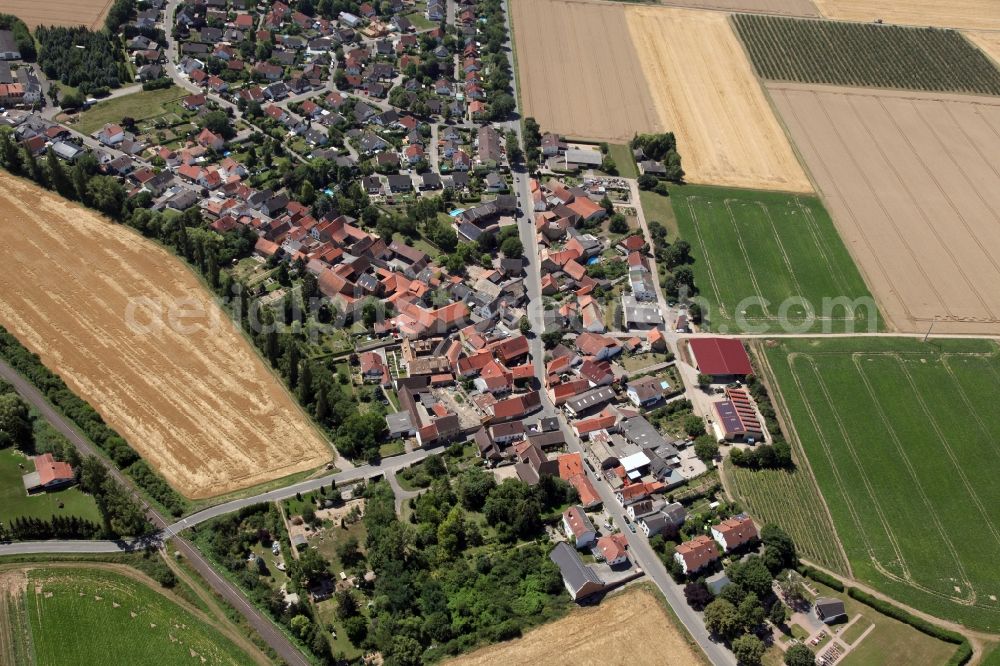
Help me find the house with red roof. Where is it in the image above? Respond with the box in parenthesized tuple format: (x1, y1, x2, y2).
(689, 338, 753, 380)
(674, 535, 719, 574)
(558, 453, 601, 508)
(22, 453, 75, 493)
(597, 533, 629, 566)
(711, 515, 759, 552)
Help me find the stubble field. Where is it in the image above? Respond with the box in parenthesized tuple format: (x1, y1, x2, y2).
(811, 0, 1000, 31)
(759, 337, 1000, 632)
(510, 0, 661, 143)
(3, 0, 113, 29)
(0, 173, 331, 499)
(769, 84, 1000, 334)
(444, 587, 705, 665)
(511, 0, 811, 192)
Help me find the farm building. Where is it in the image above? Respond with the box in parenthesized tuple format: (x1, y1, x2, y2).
(713, 388, 763, 442)
(689, 338, 752, 381)
(815, 597, 848, 624)
(549, 542, 605, 600)
(22, 453, 74, 493)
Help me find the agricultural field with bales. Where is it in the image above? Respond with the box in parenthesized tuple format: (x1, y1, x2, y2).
(734, 15, 1000, 95)
(757, 337, 1000, 632)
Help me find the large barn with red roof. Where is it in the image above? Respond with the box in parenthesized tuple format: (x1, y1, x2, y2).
(688, 337, 753, 380)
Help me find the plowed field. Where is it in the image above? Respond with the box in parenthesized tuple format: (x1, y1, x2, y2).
(0, 173, 331, 499)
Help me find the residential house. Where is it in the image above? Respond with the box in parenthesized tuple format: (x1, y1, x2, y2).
(562, 506, 597, 549)
(674, 535, 719, 575)
(711, 516, 759, 552)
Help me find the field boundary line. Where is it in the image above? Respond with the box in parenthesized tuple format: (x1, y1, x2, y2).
(755, 200, 806, 299)
(722, 198, 772, 317)
(892, 354, 1000, 554)
(939, 355, 1000, 467)
(850, 354, 976, 604)
(748, 343, 851, 576)
(932, 103, 1000, 219)
(793, 198, 851, 297)
(792, 353, 910, 581)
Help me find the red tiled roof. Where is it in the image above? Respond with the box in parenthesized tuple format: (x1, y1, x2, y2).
(689, 338, 752, 376)
(34, 453, 73, 486)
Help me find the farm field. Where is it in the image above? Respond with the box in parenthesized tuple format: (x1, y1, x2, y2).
(444, 586, 706, 665)
(0, 173, 332, 499)
(3, 0, 111, 29)
(657, 0, 819, 17)
(19, 566, 254, 665)
(726, 459, 849, 575)
(811, 0, 1000, 31)
(0, 448, 102, 525)
(734, 15, 1000, 95)
(758, 337, 1000, 632)
(626, 7, 812, 192)
(510, 0, 662, 143)
(74, 86, 187, 136)
(672, 185, 878, 334)
(969, 31, 1000, 68)
(769, 84, 1000, 334)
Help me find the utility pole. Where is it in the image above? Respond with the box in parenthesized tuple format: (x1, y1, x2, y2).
(923, 316, 937, 343)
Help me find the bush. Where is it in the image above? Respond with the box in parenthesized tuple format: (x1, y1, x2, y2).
(142, 77, 172, 91)
(795, 564, 844, 592)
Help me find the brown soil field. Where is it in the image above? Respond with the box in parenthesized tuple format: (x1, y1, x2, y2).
(627, 7, 813, 192)
(511, 0, 662, 143)
(657, 0, 819, 17)
(968, 31, 1000, 67)
(444, 587, 705, 666)
(812, 0, 1000, 31)
(4, 0, 113, 29)
(0, 173, 332, 499)
(769, 83, 1000, 334)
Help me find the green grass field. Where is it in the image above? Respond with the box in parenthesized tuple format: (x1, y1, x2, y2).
(673, 185, 878, 334)
(608, 143, 638, 179)
(26, 567, 253, 665)
(726, 458, 848, 575)
(760, 337, 1000, 632)
(75, 86, 187, 136)
(0, 448, 101, 525)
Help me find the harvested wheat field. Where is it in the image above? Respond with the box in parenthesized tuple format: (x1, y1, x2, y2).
(4, 0, 113, 29)
(0, 174, 332, 499)
(812, 0, 1000, 31)
(769, 83, 1000, 334)
(658, 0, 819, 17)
(445, 587, 705, 666)
(969, 31, 1000, 67)
(511, 0, 661, 142)
(627, 7, 812, 192)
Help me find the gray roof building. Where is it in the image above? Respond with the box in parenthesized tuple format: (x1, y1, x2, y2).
(549, 542, 605, 601)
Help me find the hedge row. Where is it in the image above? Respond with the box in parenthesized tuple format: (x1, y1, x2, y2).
(798, 566, 971, 665)
(0, 326, 186, 516)
(796, 564, 845, 592)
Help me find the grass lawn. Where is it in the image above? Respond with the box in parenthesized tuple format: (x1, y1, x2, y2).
(608, 143, 638, 179)
(726, 458, 848, 575)
(638, 189, 677, 241)
(620, 352, 673, 374)
(379, 440, 405, 458)
(673, 184, 879, 334)
(759, 337, 1000, 632)
(839, 615, 874, 645)
(26, 567, 254, 665)
(0, 448, 101, 525)
(75, 86, 187, 136)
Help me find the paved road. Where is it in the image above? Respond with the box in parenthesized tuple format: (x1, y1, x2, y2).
(0, 359, 311, 666)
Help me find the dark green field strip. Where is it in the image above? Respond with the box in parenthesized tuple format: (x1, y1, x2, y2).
(734, 14, 1000, 95)
(764, 338, 1000, 632)
(674, 185, 878, 334)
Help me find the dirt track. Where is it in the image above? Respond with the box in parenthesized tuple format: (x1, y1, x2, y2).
(769, 83, 1000, 334)
(444, 587, 704, 665)
(658, 0, 819, 16)
(812, 0, 1000, 31)
(4, 0, 113, 29)
(0, 174, 332, 498)
(628, 7, 812, 192)
(511, 0, 662, 142)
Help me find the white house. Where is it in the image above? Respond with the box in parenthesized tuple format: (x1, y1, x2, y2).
(597, 534, 628, 566)
(562, 506, 597, 549)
